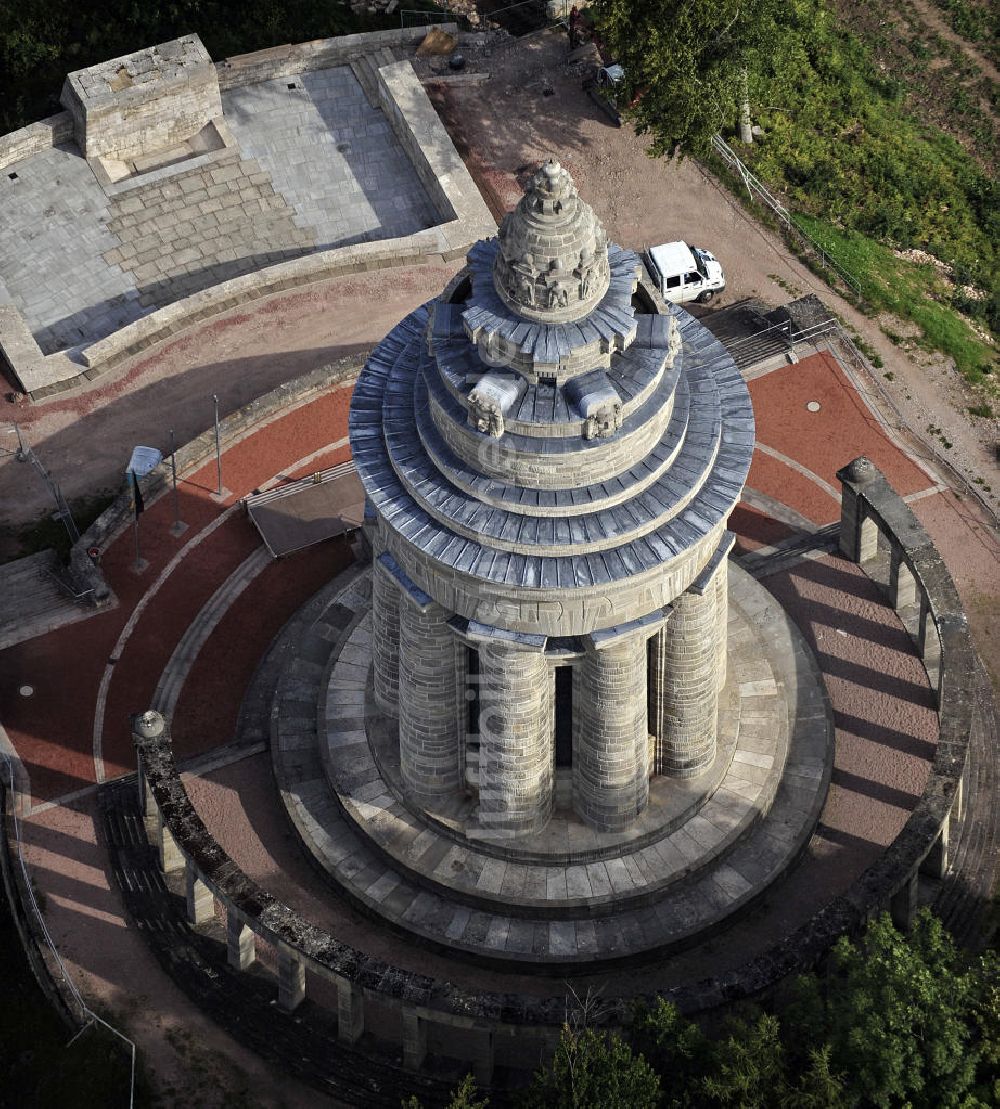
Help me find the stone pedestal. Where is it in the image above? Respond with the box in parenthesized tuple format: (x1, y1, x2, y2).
(478, 641, 553, 835)
(573, 635, 649, 831)
(398, 599, 462, 798)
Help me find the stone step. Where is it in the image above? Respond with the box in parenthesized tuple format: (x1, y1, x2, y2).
(349, 54, 382, 110)
(271, 562, 833, 966)
(0, 549, 99, 650)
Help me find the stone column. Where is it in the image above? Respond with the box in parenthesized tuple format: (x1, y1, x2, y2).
(398, 598, 462, 799)
(402, 1011, 427, 1071)
(478, 640, 553, 836)
(890, 871, 918, 931)
(659, 585, 719, 778)
(573, 633, 649, 832)
(372, 559, 401, 716)
(336, 979, 364, 1043)
(713, 554, 729, 691)
(890, 549, 917, 611)
(226, 913, 255, 970)
(185, 864, 214, 925)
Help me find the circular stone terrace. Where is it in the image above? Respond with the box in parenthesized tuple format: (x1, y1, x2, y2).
(2, 336, 994, 1100)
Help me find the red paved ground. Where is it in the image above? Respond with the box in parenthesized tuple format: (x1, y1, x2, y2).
(748, 351, 935, 497)
(171, 535, 355, 760)
(746, 449, 842, 525)
(0, 347, 979, 811)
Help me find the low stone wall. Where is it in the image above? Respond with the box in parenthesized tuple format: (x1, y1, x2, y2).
(0, 27, 493, 400)
(0, 112, 74, 172)
(214, 27, 447, 89)
(67, 356, 365, 604)
(124, 457, 973, 1067)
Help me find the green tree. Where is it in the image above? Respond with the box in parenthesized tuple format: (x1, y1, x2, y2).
(402, 1072, 489, 1108)
(590, 0, 812, 156)
(522, 1023, 660, 1109)
(786, 910, 992, 1107)
(629, 997, 713, 1106)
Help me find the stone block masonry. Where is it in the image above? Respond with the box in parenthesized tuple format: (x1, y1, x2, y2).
(372, 563, 401, 716)
(101, 152, 315, 309)
(574, 635, 650, 831)
(398, 598, 464, 798)
(477, 641, 554, 835)
(61, 36, 223, 163)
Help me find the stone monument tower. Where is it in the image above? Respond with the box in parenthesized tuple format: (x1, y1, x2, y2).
(350, 160, 754, 838)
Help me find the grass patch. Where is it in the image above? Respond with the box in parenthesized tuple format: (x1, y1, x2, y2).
(792, 215, 997, 385)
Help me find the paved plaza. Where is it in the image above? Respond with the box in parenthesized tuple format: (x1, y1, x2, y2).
(0, 65, 437, 356)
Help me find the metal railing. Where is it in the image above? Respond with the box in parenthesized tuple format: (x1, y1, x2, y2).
(399, 6, 451, 28)
(0, 754, 136, 1106)
(709, 134, 862, 299)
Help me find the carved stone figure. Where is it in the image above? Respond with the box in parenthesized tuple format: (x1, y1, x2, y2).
(469, 390, 504, 437)
(583, 400, 623, 440)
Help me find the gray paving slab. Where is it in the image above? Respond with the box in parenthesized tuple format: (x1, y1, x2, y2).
(222, 66, 437, 249)
(0, 146, 141, 354)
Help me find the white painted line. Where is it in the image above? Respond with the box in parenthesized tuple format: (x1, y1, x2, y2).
(91, 504, 243, 784)
(754, 442, 842, 503)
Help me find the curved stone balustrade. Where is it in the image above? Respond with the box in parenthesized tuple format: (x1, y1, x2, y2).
(126, 457, 974, 1082)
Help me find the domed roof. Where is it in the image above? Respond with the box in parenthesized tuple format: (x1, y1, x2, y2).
(493, 160, 610, 324)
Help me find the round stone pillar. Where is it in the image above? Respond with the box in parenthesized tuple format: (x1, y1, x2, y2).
(713, 556, 729, 691)
(477, 641, 553, 836)
(573, 635, 649, 832)
(372, 561, 401, 716)
(659, 585, 719, 777)
(398, 600, 462, 799)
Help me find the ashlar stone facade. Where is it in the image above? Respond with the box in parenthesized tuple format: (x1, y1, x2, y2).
(349, 161, 754, 835)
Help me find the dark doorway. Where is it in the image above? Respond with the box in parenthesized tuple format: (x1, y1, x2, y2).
(466, 646, 480, 736)
(555, 665, 573, 767)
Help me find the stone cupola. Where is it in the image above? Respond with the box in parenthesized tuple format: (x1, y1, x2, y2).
(492, 159, 611, 324)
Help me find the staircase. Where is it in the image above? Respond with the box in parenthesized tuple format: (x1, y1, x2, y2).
(350, 47, 404, 109)
(0, 550, 101, 651)
(701, 298, 796, 373)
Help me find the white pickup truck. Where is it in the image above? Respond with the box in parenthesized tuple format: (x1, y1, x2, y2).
(644, 241, 726, 305)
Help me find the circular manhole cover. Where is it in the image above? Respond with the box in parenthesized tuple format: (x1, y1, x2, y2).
(806, 401, 821, 412)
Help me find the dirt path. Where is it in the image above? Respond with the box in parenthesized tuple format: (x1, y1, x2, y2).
(426, 29, 999, 516)
(908, 0, 1000, 88)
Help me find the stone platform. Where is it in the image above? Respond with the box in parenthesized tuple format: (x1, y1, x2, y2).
(271, 561, 833, 967)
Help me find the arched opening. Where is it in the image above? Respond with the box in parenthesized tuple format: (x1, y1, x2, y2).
(631, 282, 658, 314)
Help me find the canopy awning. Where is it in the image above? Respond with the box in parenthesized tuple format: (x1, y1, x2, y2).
(244, 460, 365, 557)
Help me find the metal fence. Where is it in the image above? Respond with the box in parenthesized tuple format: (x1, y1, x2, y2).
(399, 6, 452, 29)
(710, 134, 862, 299)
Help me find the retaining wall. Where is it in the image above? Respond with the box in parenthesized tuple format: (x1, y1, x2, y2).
(127, 457, 972, 1071)
(0, 27, 494, 400)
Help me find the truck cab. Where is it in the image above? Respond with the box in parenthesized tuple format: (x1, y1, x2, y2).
(644, 241, 726, 305)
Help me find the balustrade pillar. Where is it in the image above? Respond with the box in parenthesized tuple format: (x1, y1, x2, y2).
(226, 913, 255, 970)
(185, 864, 214, 925)
(337, 979, 365, 1043)
(277, 950, 306, 1011)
